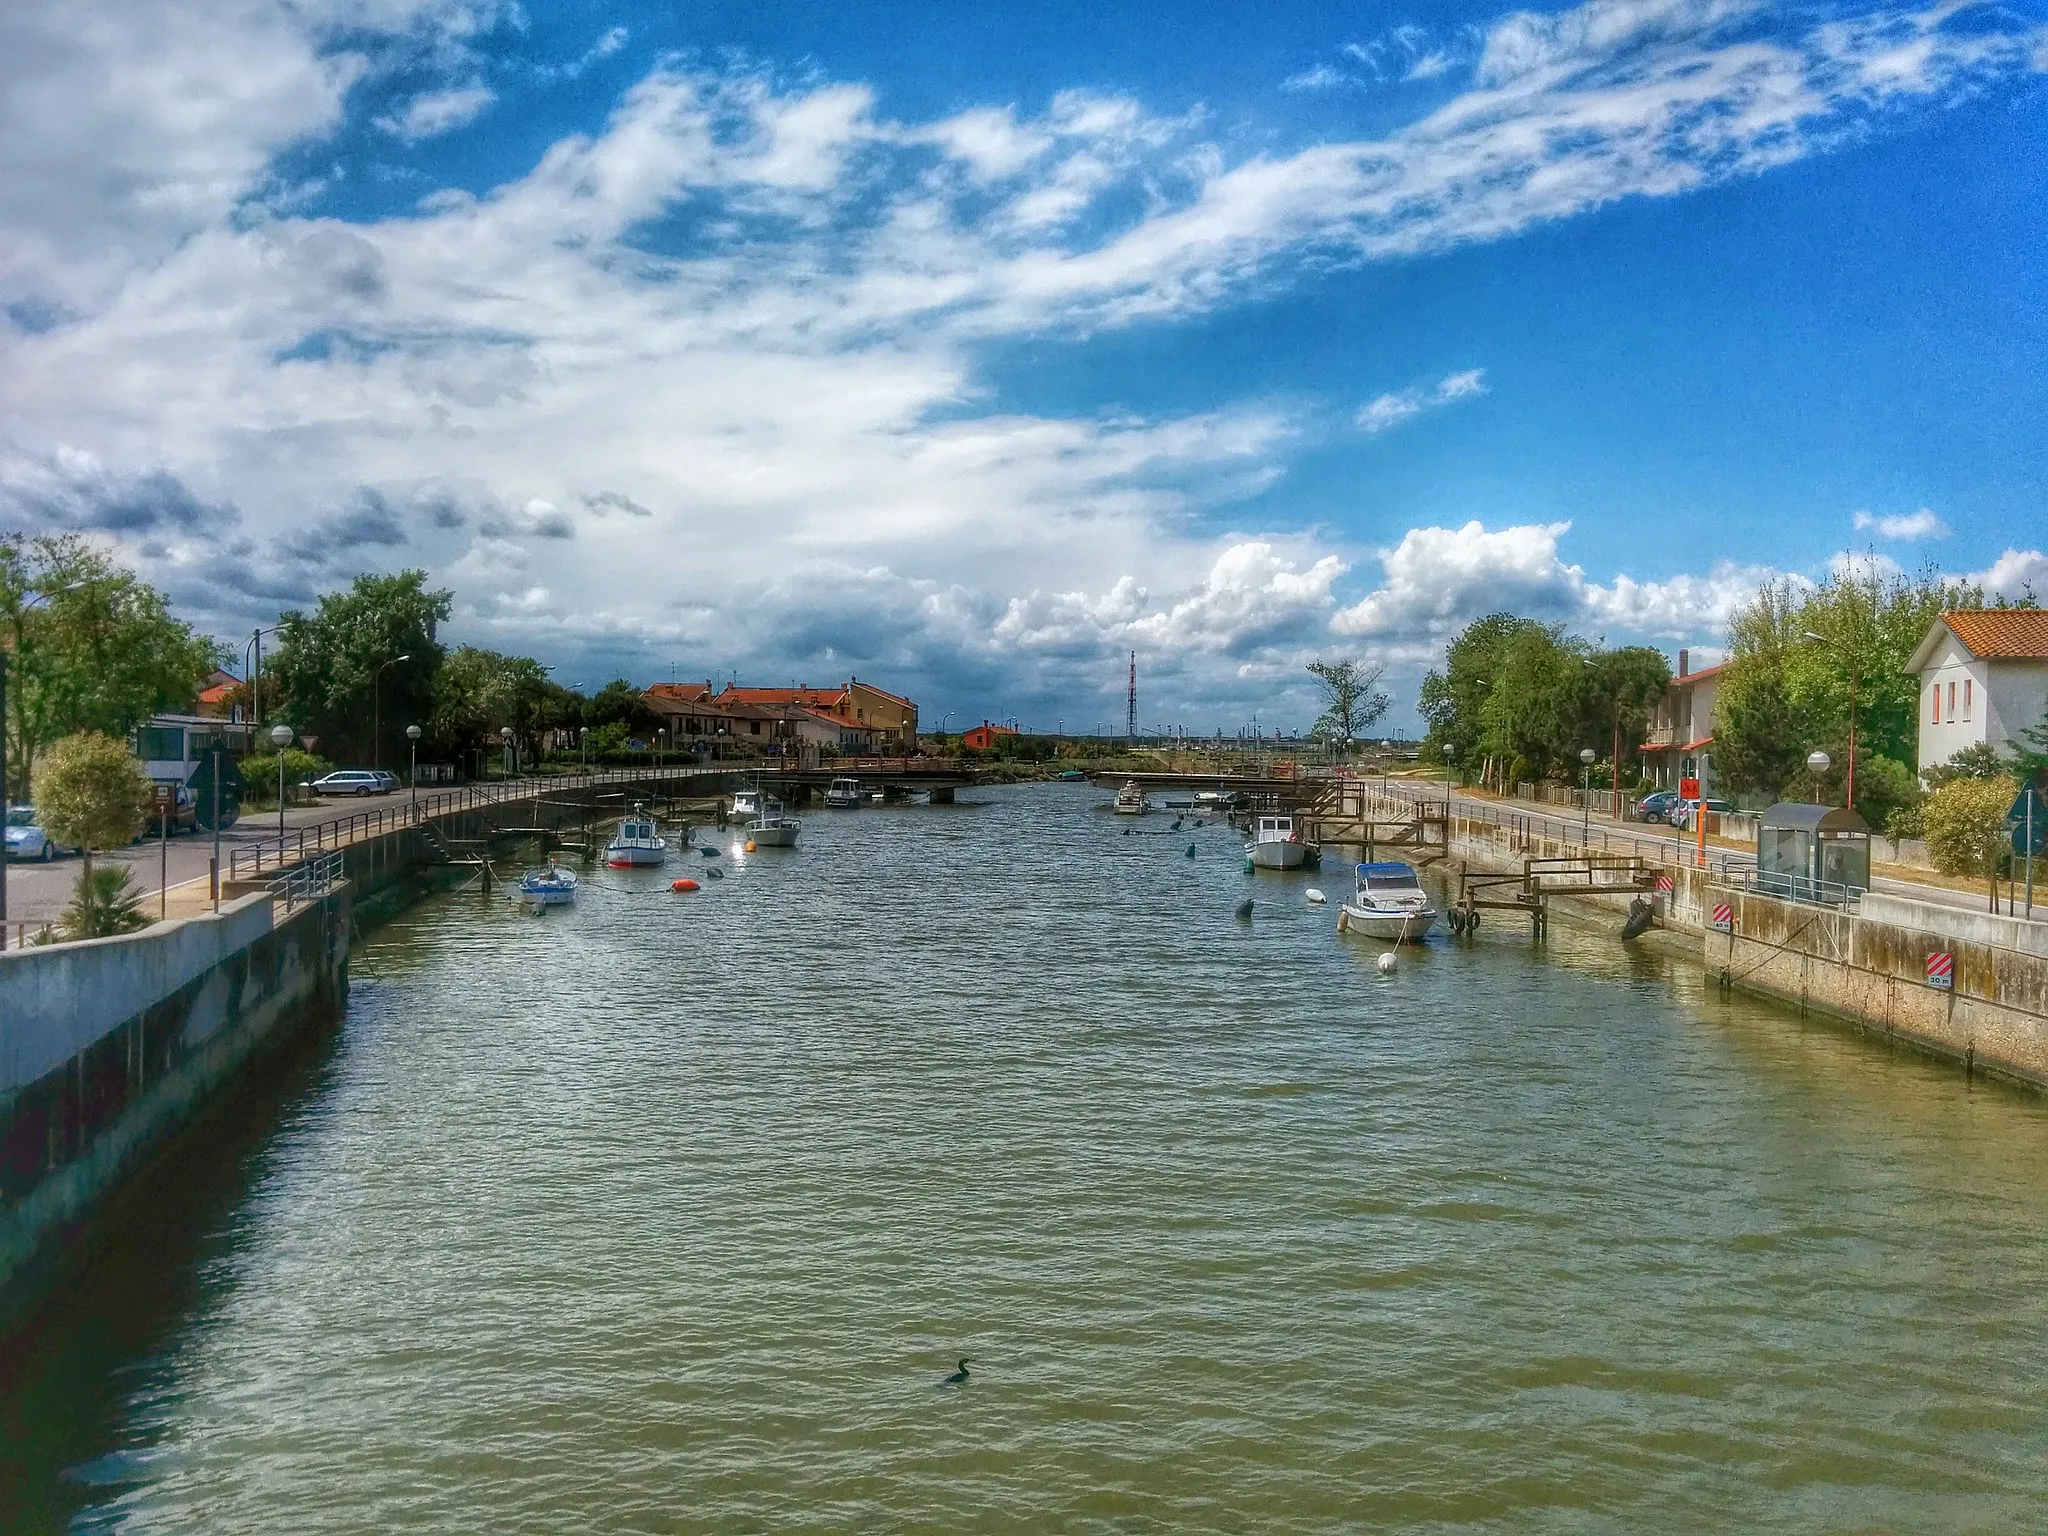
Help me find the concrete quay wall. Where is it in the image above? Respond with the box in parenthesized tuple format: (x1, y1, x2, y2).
(0, 888, 349, 1307)
(1708, 886, 2048, 1088)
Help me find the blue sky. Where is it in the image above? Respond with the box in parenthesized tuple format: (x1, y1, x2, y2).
(2, 0, 2044, 732)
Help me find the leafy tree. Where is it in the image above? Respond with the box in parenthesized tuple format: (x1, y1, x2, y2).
(1305, 657, 1390, 753)
(2008, 702, 2048, 789)
(1, 533, 222, 800)
(238, 748, 333, 808)
(1419, 613, 1543, 780)
(34, 730, 154, 925)
(1714, 667, 1806, 799)
(1923, 774, 2017, 911)
(268, 571, 451, 768)
(431, 646, 568, 765)
(585, 679, 663, 734)
(1574, 645, 1671, 775)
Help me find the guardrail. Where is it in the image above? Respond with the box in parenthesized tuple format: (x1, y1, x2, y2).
(1742, 870, 1867, 909)
(267, 849, 345, 912)
(227, 765, 708, 883)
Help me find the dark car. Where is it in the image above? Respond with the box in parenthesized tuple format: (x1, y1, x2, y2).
(1636, 791, 1681, 823)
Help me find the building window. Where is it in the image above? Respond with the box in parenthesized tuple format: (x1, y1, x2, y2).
(1963, 679, 1972, 722)
(136, 726, 183, 760)
(1947, 680, 1956, 721)
(1931, 684, 1940, 725)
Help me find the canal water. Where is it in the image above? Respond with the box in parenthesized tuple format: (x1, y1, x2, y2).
(7, 782, 2048, 1531)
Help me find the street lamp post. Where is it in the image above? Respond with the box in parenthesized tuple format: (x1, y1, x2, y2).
(372, 654, 411, 772)
(406, 724, 421, 806)
(501, 726, 514, 780)
(270, 723, 294, 839)
(1806, 749, 1831, 805)
(1804, 629, 1859, 811)
(1580, 747, 1597, 844)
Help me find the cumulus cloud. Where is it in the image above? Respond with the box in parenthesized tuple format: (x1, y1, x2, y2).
(1972, 548, 2048, 601)
(1852, 507, 1948, 539)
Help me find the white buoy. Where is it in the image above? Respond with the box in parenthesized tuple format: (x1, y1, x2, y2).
(1305, 888, 1326, 905)
(1376, 951, 1398, 976)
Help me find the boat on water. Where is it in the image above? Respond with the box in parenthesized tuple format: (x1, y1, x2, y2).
(731, 788, 764, 820)
(1113, 780, 1148, 816)
(1336, 861, 1439, 942)
(1193, 788, 1238, 812)
(514, 862, 578, 908)
(1246, 814, 1311, 870)
(825, 777, 864, 808)
(604, 810, 668, 867)
(1057, 769, 1087, 782)
(747, 800, 801, 847)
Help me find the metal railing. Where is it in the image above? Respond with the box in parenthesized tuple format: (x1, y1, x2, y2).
(267, 849, 345, 912)
(1743, 870, 1867, 909)
(227, 765, 708, 883)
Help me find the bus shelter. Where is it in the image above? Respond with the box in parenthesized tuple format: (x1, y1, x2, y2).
(1755, 803, 1871, 905)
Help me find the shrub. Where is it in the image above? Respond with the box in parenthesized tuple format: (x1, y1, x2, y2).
(49, 865, 149, 941)
(1923, 774, 2016, 909)
(238, 748, 332, 806)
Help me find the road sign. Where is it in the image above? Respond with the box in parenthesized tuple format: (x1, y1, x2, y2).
(1711, 902, 1733, 932)
(190, 752, 244, 831)
(1926, 952, 1953, 990)
(2008, 784, 2045, 857)
(1654, 873, 1674, 893)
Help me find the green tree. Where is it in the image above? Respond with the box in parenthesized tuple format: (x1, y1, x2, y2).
(431, 646, 566, 767)
(268, 571, 451, 768)
(1924, 774, 2017, 911)
(1419, 613, 1542, 780)
(34, 730, 154, 930)
(584, 679, 663, 735)
(2007, 702, 2048, 789)
(1305, 657, 1390, 753)
(1, 533, 221, 800)
(1574, 646, 1671, 783)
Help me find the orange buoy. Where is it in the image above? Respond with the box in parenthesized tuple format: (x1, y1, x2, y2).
(744, 839, 757, 853)
(671, 878, 700, 892)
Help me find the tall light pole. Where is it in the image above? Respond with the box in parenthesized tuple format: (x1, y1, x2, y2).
(372, 653, 411, 772)
(406, 724, 422, 806)
(501, 725, 514, 780)
(1803, 630, 1858, 810)
(243, 623, 282, 729)
(271, 723, 294, 839)
(1807, 749, 1831, 806)
(1, 578, 90, 946)
(1580, 746, 1597, 843)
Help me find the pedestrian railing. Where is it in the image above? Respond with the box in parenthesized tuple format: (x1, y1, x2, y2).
(267, 850, 346, 912)
(1741, 870, 1866, 909)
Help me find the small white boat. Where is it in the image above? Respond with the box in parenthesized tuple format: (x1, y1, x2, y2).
(731, 788, 764, 820)
(1247, 814, 1310, 869)
(825, 776, 864, 809)
(1193, 789, 1237, 812)
(514, 862, 578, 907)
(1336, 861, 1438, 942)
(605, 811, 668, 868)
(1113, 780, 1148, 816)
(747, 801, 801, 847)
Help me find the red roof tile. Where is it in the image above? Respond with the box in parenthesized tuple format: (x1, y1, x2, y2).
(1944, 609, 2048, 660)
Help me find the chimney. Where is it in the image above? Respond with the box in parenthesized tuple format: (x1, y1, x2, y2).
(1677, 648, 1689, 678)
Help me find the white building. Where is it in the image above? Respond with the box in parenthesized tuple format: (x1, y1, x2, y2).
(1906, 610, 2048, 774)
(1639, 648, 1722, 793)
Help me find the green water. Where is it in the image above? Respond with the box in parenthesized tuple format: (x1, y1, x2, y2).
(8, 783, 2048, 1532)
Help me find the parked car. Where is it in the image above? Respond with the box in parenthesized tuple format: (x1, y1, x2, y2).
(4, 804, 73, 861)
(310, 770, 388, 798)
(370, 770, 400, 793)
(1636, 790, 1682, 823)
(1671, 797, 1734, 829)
(140, 781, 200, 835)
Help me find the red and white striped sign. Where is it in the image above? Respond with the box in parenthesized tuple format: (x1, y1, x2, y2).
(1711, 902, 1733, 932)
(1926, 952, 1953, 990)
(1654, 874, 1674, 893)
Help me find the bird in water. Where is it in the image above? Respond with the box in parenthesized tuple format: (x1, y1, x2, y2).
(942, 1358, 971, 1386)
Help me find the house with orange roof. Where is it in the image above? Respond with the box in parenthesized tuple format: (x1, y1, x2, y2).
(712, 677, 917, 750)
(193, 668, 242, 719)
(1639, 648, 1723, 794)
(1907, 609, 2048, 774)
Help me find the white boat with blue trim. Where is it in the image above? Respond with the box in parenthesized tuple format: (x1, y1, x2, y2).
(514, 862, 579, 908)
(1336, 861, 1438, 942)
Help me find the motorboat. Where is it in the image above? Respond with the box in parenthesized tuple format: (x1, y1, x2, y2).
(1057, 769, 1087, 782)
(747, 800, 801, 847)
(604, 811, 668, 867)
(1336, 861, 1439, 941)
(1113, 780, 1148, 816)
(731, 788, 764, 820)
(825, 777, 864, 808)
(1193, 789, 1238, 812)
(514, 862, 578, 908)
(1246, 814, 1311, 869)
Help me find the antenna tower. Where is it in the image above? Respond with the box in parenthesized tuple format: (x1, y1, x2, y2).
(1126, 651, 1137, 745)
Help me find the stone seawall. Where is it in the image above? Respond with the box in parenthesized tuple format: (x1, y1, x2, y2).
(1706, 884, 2048, 1088)
(0, 888, 350, 1307)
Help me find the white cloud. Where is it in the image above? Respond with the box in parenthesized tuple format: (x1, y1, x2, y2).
(377, 83, 496, 142)
(1971, 548, 2048, 601)
(1357, 368, 1489, 433)
(1282, 65, 1353, 93)
(1852, 507, 1949, 539)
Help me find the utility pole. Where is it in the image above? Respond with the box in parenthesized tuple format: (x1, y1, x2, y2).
(1126, 651, 1137, 747)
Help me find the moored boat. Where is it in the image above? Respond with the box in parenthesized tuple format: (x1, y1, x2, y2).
(1246, 814, 1311, 869)
(514, 862, 578, 907)
(731, 788, 764, 820)
(747, 800, 801, 847)
(1336, 861, 1438, 941)
(825, 777, 863, 808)
(604, 810, 668, 867)
(1113, 780, 1148, 816)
